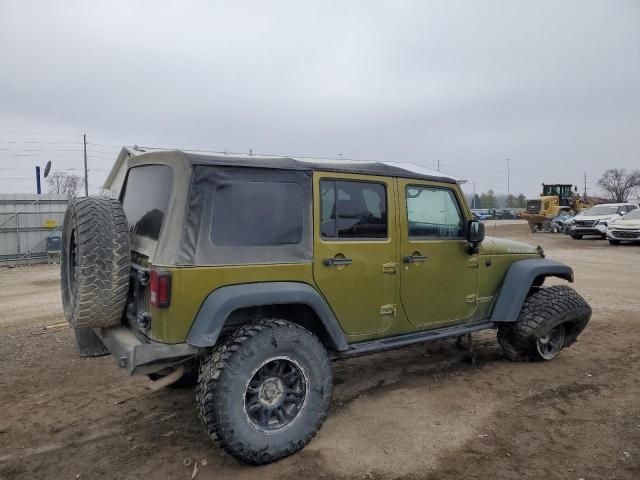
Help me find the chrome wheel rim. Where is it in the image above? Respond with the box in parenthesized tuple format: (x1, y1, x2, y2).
(536, 325, 565, 360)
(243, 356, 308, 432)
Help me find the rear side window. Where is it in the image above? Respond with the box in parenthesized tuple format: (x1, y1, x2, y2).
(121, 165, 173, 241)
(211, 181, 303, 246)
(320, 180, 387, 239)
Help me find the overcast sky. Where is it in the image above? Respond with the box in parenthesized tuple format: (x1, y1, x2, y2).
(1, 0, 639, 198)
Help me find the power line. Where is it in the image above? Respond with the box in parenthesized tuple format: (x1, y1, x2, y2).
(0, 128, 79, 137)
(0, 139, 82, 145)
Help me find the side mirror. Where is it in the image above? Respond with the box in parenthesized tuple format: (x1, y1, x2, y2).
(468, 220, 485, 253)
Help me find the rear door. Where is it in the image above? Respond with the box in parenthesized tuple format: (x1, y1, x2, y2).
(398, 179, 479, 327)
(312, 172, 398, 336)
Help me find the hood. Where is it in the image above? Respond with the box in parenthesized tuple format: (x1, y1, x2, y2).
(479, 237, 542, 256)
(609, 218, 640, 229)
(574, 213, 619, 221)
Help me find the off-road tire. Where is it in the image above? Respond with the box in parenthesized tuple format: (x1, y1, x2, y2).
(571, 233, 583, 240)
(608, 239, 621, 245)
(61, 197, 130, 329)
(498, 285, 591, 362)
(196, 318, 332, 465)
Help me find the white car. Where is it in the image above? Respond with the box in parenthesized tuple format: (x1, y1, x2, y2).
(570, 203, 639, 239)
(607, 207, 640, 244)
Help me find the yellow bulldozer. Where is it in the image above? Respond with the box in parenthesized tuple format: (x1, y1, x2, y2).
(520, 184, 594, 232)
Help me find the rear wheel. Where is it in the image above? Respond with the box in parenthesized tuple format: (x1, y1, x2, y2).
(498, 285, 591, 362)
(196, 319, 332, 465)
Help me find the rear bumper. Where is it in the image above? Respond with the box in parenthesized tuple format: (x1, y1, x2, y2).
(95, 326, 201, 375)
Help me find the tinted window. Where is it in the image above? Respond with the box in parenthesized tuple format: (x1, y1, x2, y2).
(211, 181, 303, 245)
(121, 165, 173, 241)
(406, 186, 464, 238)
(320, 180, 387, 239)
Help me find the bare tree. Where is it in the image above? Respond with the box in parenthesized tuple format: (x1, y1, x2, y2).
(46, 171, 85, 198)
(597, 169, 640, 202)
(46, 171, 67, 194)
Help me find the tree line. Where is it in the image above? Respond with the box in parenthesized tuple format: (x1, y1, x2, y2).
(466, 191, 528, 209)
(468, 169, 640, 209)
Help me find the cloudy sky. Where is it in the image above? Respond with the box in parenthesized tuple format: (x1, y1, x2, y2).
(1, 0, 639, 198)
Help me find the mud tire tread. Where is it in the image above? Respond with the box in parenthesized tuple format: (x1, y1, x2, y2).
(195, 318, 332, 465)
(498, 285, 591, 362)
(61, 197, 130, 329)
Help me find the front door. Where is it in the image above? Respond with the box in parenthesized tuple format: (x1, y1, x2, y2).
(312, 172, 398, 336)
(398, 180, 479, 327)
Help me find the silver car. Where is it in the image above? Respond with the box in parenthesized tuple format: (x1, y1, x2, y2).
(570, 203, 638, 239)
(607, 208, 640, 245)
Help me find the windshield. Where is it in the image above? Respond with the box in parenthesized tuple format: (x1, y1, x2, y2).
(581, 205, 620, 216)
(623, 209, 640, 220)
(121, 165, 173, 241)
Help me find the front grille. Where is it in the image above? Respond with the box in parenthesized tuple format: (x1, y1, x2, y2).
(611, 230, 640, 239)
(575, 220, 597, 227)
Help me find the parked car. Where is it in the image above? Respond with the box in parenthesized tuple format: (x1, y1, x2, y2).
(570, 203, 639, 239)
(606, 208, 640, 245)
(471, 208, 492, 220)
(60, 151, 591, 465)
(550, 214, 574, 234)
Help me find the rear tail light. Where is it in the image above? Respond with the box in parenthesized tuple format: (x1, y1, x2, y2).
(149, 270, 171, 308)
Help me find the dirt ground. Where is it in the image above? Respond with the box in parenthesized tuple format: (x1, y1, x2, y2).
(1, 222, 639, 480)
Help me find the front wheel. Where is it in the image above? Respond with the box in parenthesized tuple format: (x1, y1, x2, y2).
(571, 233, 583, 240)
(196, 319, 332, 465)
(498, 285, 591, 362)
(608, 239, 621, 245)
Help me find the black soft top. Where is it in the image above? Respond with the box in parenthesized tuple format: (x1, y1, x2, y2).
(182, 152, 458, 184)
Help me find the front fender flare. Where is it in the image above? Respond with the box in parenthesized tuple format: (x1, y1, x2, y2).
(489, 258, 574, 322)
(185, 282, 349, 351)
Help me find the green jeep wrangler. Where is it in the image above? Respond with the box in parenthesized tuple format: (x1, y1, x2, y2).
(61, 151, 591, 465)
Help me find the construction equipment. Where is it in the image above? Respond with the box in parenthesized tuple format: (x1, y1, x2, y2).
(520, 184, 594, 232)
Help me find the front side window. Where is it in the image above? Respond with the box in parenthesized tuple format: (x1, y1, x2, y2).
(406, 185, 464, 239)
(121, 165, 173, 241)
(211, 181, 303, 246)
(320, 180, 387, 239)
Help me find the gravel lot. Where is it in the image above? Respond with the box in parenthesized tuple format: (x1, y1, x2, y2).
(1, 222, 639, 480)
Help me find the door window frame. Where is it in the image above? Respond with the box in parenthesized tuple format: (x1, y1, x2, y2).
(404, 183, 468, 242)
(318, 177, 390, 242)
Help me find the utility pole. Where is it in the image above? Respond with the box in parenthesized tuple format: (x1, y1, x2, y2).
(472, 181, 476, 208)
(83, 134, 89, 197)
(437, 160, 440, 172)
(583, 171, 587, 199)
(506, 158, 511, 197)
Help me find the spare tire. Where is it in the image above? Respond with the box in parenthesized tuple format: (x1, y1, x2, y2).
(61, 197, 130, 329)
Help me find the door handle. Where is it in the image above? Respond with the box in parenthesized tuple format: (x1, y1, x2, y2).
(404, 254, 428, 264)
(324, 257, 353, 266)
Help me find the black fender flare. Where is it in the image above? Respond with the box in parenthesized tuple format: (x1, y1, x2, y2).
(489, 258, 574, 322)
(185, 282, 349, 351)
